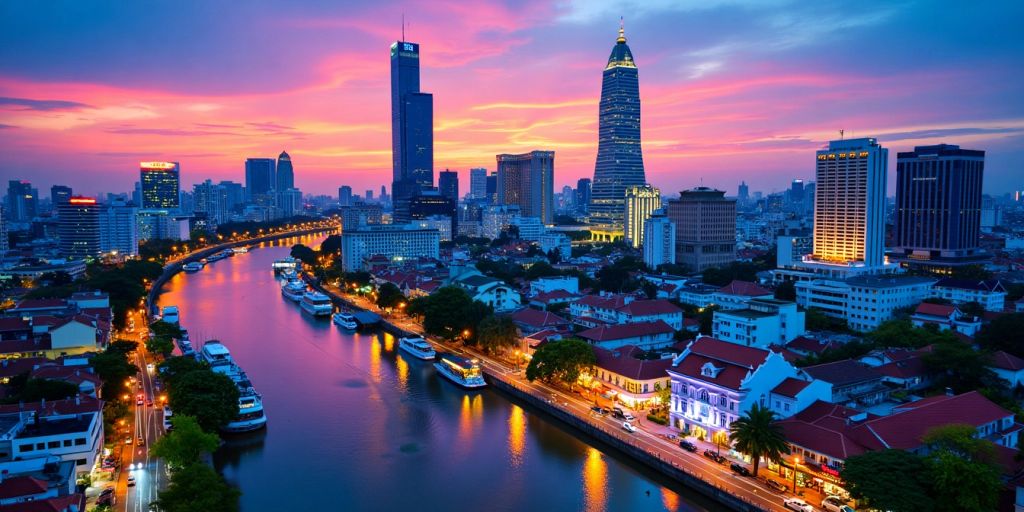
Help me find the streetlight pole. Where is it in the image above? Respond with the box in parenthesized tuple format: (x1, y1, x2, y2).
(792, 456, 800, 494)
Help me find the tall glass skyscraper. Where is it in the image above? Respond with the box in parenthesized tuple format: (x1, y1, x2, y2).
(276, 151, 294, 191)
(391, 40, 434, 222)
(140, 162, 180, 210)
(590, 24, 645, 227)
(496, 151, 555, 224)
(245, 158, 276, 204)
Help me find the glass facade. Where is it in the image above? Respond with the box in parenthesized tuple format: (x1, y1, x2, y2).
(140, 162, 180, 210)
(391, 41, 433, 222)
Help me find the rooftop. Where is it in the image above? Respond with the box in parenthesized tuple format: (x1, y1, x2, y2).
(803, 360, 882, 387)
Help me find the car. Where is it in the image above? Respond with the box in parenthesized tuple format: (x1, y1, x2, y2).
(622, 421, 637, 433)
(729, 462, 751, 476)
(821, 496, 855, 512)
(146, 363, 155, 372)
(98, 487, 115, 498)
(590, 406, 606, 416)
(124, 437, 133, 445)
(97, 493, 116, 506)
(611, 408, 626, 419)
(127, 475, 136, 487)
(678, 440, 698, 452)
(137, 436, 145, 446)
(702, 449, 726, 464)
(622, 412, 636, 422)
(783, 497, 814, 512)
(762, 477, 788, 493)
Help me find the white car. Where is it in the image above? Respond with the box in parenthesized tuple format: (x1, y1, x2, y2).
(821, 496, 855, 512)
(622, 412, 636, 422)
(622, 421, 637, 433)
(784, 497, 815, 512)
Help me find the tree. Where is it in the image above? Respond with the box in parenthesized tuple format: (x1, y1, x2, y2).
(153, 463, 240, 512)
(697, 305, 718, 335)
(641, 280, 658, 300)
(868, 319, 955, 349)
(804, 307, 846, 332)
(922, 424, 1003, 512)
(290, 244, 317, 266)
(148, 320, 184, 356)
(922, 341, 1003, 394)
(977, 313, 1024, 358)
(727, 404, 789, 477)
(319, 234, 341, 255)
(525, 338, 596, 390)
(167, 369, 240, 433)
(158, 356, 204, 382)
(476, 315, 520, 355)
(417, 286, 490, 340)
(774, 281, 796, 301)
(524, 261, 561, 281)
(152, 415, 220, 469)
(841, 449, 933, 512)
(91, 345, 140, 400)
(375, 282, 406, 311)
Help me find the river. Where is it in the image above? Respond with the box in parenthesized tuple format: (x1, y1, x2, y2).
(156, 234, 714, 511)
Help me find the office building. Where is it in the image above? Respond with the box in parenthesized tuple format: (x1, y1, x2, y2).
(340, 223, 440, 271)
(576, 178, 591, 215)
(193, 179, 228, 225)
(486, 172, 498, 203)
(0, 208, 7, 251)
(511, 216, 545, 241)
(738, 181, 749, 204)
(276, 151, 294, 191)
(6, 180, 38, 222)
(409, 191, 456, 238)
(643, 209, 675, 269)
(278, 188, 303, 218)
(415, 216, 453, 242)
(811, 138, 887, 268)
(50, 185, 73, 211)
(244, 158, 276, 204)
(624, 184, 661, 248)
(590, 24, 645, 227)
(666, 187, 735, 272)
(57, 197, 101, 259)
(796, 276, 934, 332)
(99, 199, 139, 257)
(438, 170, 459, 202)
(712, 298, 805, 349)
(140, 162, 180, 210)
(339, 186, 353, 207)
(539, 233, 572, 260)
(137, 211, 189, 241)
(391, 40, 434, 222)
(496, 150, 555, 224)
(891, 144, 987, 271)
(218, 181, 244, 214)
(482, 204, 521, 239)
(790, 179, 804, 203)
(338, 203, 383, 230)
(470, 168, 488, 199)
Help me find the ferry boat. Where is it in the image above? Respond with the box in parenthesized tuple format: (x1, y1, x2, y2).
(281, 268, 299, 280)
(398, 335, 436, 361)
(272, 257, 298, 271)
(182, 262, 204, 273)
(332, 312, 358, 329)
(434, 353, 486, 388)
(199, 341, 267, 433)
(300, 291, 333, 316)
(231, 247, 249, 254)
(206, 251, 229, 263)
(161, 306, 180, 325)
(281, 279, 306, 302)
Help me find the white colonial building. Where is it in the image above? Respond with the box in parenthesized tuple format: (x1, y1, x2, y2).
(929, 278, 1006, 311)
(712, 298, 806, 349)
(796, 275, 935, 332)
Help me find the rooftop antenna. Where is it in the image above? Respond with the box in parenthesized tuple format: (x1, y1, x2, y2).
(839, 129, 845, 140)
(402, 13, 405, 41)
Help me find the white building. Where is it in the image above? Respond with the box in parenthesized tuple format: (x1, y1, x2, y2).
(624, 184, 660, 248)
(482, 204, 521, 239)
(712, 298, 805, 349)
(449, 271, 521, 312)
(277, 188, 303, 218)
(340, 224, 440, 271)
(711, 280, 774, 310)
(539, 233, 571, 260)
(529, 276, 579, 295)
(909, 303, 982, 337)
(511, 216, 545, 241)
(416, 216, 453, 242)
(642, 211, 675, 269)
(796, 276, 935, 332)
(929, 278, 1006, 311)
(137, 210, 189, 241)
(98, 200, 138, 257)
(469, 168, 488, 199)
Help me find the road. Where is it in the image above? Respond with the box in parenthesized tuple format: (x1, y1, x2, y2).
(330, 285, 798, 512)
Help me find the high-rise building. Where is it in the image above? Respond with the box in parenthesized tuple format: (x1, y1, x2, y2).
(276, 151, 294, 191)
(340, 224, 440, 271)
(811, 138, 887, 268)
(58, 197, 101, 259)
(590, 24, 645, 227)
(624, 184, 661, 248)
(244, 158, 276, 204)
(278, 189, 303, 218)
(738, 181, 749, 203)
(218, 181, 244, 214)
(496, 151, 555, 224)
(576, 178, 592, 215)
(391, 40, 434, 222)
(366, 190, 374, 201)
(438, 170, 459, 202)
(482, 204, 521, 239)
(99, 199, 138, 257)
(410, 191, 457, 238)
(6, 180, 38, 222)
(485, 172, 498, 204)
(891, 144, 987, 270)
(469, 168, 488, 199)
(193, 180, 228, 225)
(140, 162, 180, 210)
(0, 208, 7, 252)
(790, 179, 804, 203)
(380, 185, 388, 203)
(51, 185, 73, 210)
(666, 187, 736, 272)
(643, 209, 675, 269)
(338, 186, 353, 207)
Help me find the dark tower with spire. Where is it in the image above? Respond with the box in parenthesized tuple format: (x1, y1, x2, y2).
(390, 36, 433, 222)
(589, 20, 645, 228)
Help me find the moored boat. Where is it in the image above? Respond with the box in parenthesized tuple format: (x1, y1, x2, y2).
(199, 341, 267, 433)
(182, 262, 204, 273)
(300, 291, 333, 316)
(398, 335, 436, 360)
(434, 353, 486, 388)
(281, 279, 306, 302)
(332, 312, 358, 329)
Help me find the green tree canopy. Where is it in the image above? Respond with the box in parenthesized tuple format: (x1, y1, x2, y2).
(375, 282, 406, 310)
(416, 286, 491, 341)
(152, 415, 221, 470)
(922, 340, 1004, 394)
(841, 449, 934, 512)
(166, 365, 240, 433)
(525, 338, 596, 390)
(727, 403, 789, 477)
(476, 315, 521, 355)
(90, 343, 140, 400)
(868, 319, 957, 349)
(977, 313, 1024, 358)
(290, 244, 317, 266)
(922, 424, 1003, 512)
(153, 463, 240, 512)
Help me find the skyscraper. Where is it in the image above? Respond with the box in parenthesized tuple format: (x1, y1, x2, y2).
(391, 40, 434, 222)
(486, 172, 498, 204)
(6, 180, 38, 222)
(666, 187, 736, 272)
(58, 197, 101, 259)
(496, 151, 555, 224)
(790, 179, 804, 203)
(590, 24, 645, 227)
(51, 185, 73, 209)
(643, 209, 675, 269)
(738, 181, 749, 203)
(624, 184, 661, 248)
(338, 186, 353, 207)
(812, 138, 887, 268)
(410, 191, 457, 238)
(469, 168, 488, 199)
(244, 158, 276, 204)
(219, 181, 244, 213)
(276, 151, 294, 191)
(438, 170, 459, 202)
(99, 199, 138, 257)
(193, 179, 228, 224)
(576, 178, 592, 215)
(891, 144, 986, 270)
(140, 162, 180, 210)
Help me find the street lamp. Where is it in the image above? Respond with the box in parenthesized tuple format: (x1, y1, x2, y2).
(792, 455, 801, 494)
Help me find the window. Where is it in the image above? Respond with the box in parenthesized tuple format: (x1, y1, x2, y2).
(699, 389, 710, 403)
(63, 440, 72, 447)
(74, 438, 86, 446)
(47, 441, 59, 449)
(18, 443, 33, 452)
(75, 458, 87, 466)
(35, 443, 44, 450)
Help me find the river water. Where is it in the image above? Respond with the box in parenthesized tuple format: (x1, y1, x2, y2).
(157, 235, 714, 511)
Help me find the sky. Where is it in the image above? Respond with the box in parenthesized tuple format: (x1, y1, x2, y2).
(1, 0, 1023, 200)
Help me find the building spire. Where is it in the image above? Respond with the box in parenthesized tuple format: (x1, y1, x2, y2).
(617, 16, 626, 43)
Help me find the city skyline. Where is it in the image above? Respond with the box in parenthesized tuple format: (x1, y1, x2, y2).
(1, 1, 1023, 198)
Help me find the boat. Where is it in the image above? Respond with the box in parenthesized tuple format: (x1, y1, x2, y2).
(161, 306, 180, 325)
(199, 341, 267, 433)
(231, 247, 249, 254)
(182, 262, 204, 273)
(281, 268, 298, 280)
(433, 353, 486, 388)
(398, 335, 435, 361)
(332, 312, 358, 329)
(206, 251, 229, 263)
(281, 279, 306, 302)
(272, 257, 298, 271)
(300, 291, 333, 316)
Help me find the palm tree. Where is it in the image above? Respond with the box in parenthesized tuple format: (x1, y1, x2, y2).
(728, 404, 790, 477)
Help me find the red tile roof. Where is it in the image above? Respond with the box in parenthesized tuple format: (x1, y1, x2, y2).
(0, 395, 102, 416)
(616, 299, 683, 316)
(689, 336, 771, 368)
(777, 401, 874, 460)
(803, 360, 882, 387)
(11, 299, 68, 310)
(0, 476, 48, 500)
(30, 365, 102, 386)
(0, 357, 47, 379)
(594, 345, 673, 381)
(578, 320, 674, 342)
(856, 391, 1012, 450)
(913, 302, 956, 318)
(990, 351, 1024, 371)
(874, 356, 928, 379)
(716, 280, 771, 297)
(510, 308, 569, 329)
(0, 494, 86, 512)
(531, 289, 578, 304)
(669, 337, 771, 390)
(786, 336, 833, 355)
(0, 318, 31, 333)
(772, 377, 811, 398)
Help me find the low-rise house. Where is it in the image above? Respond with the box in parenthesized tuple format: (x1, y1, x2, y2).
(766, 376, 831, 419)
(711, 280, 773, 310)
(578, 321, 675, 350)
(989, 350, 1024, 390)
(0, 458, 80, 508)
(676, 283, 719, 308)
(529, 276, 578, 295)
(590, 345, 672, 409)
(712, 298, 805, 349)
(785, 335, 837, 358)
(28, 366, 101, 398)
(910, 302, 982, 337)
(802, 360, 888, 407)
(569, 295, 682, 330)
(873, 354, 932, 391)
(930, 278, 1006, 311)
(569, 294, 632, 323)
(527, 289, 580, 310)
(448, 271, 521, 312)
(509, 309, 570, 335)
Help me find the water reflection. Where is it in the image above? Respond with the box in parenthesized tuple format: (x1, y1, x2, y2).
(508, 405, 526, 468)
(661, 487, 680, 511)
(583, 447, 608, 512)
